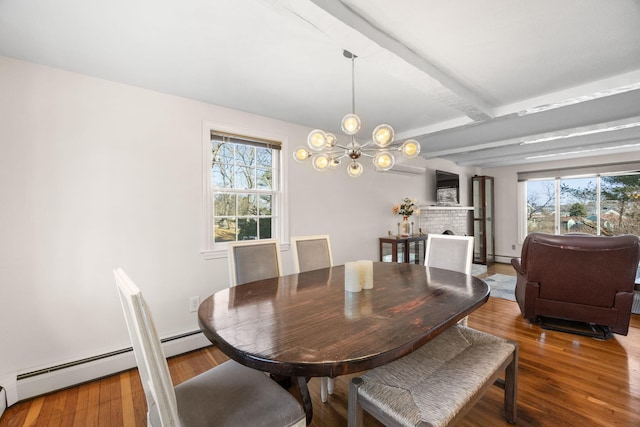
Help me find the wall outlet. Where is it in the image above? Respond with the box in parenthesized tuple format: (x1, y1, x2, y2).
(512, 244, 516, 250)
(189, 296, 200, 313)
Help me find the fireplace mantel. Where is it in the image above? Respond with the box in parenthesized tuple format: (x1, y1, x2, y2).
(421, 206, 473, 211)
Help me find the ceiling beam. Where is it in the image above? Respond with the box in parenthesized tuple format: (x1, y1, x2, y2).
(422, 115, 640, 160)
(457, 139, 640, 168)
(416, 89, 640, 155)
(264, 0, 494, 121)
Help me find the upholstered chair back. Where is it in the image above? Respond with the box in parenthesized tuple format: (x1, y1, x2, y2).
(228, 240, 282, 286)
(291, 235, 333, 273)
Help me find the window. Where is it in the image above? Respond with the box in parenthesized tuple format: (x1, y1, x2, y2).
(202, 123, 286, 258)
(520, 164, 640, 238)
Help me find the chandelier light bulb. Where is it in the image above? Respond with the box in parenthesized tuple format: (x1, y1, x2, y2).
(373, 151, 395, 171)
(325, 133, 337, 148)
(347, 160, 363, 177)
(293, 146, 310, 162)
(312, 153, 331, 171)
(372, 124, 394, 147)
(341, 113, 361, 135)
(401, 139, 421, 158)
(307, 129, 328, 151)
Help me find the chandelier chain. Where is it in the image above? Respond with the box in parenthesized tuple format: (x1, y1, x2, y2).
(351, 54, 356, 115)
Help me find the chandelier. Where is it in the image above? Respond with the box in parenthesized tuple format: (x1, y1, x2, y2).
(293, 50, 421, 177)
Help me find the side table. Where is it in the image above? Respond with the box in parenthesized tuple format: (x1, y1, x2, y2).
(379, 235, 428, 264)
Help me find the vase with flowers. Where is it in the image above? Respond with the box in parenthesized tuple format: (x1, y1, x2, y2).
(392, 197, 420, 236)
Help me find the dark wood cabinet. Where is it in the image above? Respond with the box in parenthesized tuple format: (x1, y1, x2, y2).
(472, 176, 495, 266)
(379, 235, 428, 264)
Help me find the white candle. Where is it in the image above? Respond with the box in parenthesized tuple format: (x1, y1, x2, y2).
(344, 261, 362, 292)
(357, 260, 374, 289)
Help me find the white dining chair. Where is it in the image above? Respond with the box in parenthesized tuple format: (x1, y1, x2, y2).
(424, 234, 474, 275)
(114, 268, 306, 427)
(291, 234, 334, 402)
(227, 239, 282, 286)
(425, 234, 474, 325)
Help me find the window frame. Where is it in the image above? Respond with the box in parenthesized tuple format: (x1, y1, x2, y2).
(518, 164, 640, 240)
(201, 121, 289, 259)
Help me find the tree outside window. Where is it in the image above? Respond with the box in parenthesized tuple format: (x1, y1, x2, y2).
(601, 174, 640, 235)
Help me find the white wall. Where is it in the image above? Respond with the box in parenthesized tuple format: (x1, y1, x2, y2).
(482, 151, 640, 262)
(0, 56, 475, 396)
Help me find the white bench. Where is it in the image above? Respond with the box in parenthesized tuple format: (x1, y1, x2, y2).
(348, 325, 517, 427)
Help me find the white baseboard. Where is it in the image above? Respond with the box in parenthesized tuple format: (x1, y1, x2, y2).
(16, 331, 210, 402)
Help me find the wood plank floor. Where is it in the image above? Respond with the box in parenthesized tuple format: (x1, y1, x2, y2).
(2, 263, 639, 426)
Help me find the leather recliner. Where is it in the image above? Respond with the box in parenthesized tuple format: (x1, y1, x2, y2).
(511, 232, 640, 335)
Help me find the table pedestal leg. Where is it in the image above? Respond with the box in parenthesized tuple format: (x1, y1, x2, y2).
(270, 374, 292, 389)
(294, 376, 313, 425)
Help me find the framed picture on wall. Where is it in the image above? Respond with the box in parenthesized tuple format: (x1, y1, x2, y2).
(437, 187, 458, 205)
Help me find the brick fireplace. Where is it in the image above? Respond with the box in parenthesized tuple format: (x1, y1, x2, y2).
(418, 206, 473, 236)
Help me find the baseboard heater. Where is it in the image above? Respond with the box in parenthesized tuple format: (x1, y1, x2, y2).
(495, 255, 516, 264)
(0, 387, 7, 419)
(14, 330, 210, 402)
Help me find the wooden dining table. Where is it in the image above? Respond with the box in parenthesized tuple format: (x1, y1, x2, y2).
(198, 262, 489, 424)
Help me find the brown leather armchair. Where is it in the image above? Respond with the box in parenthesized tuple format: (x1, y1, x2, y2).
(511, 232, 640, 335)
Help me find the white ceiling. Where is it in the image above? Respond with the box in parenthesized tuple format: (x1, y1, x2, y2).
(1, 0, 639, 168)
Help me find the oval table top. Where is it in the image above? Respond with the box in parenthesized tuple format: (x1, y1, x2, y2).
(198, 262, 489, 378)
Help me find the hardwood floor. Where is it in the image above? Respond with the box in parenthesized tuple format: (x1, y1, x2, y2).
(2, 263, 639, 426)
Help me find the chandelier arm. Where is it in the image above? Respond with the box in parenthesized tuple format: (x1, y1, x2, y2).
(361, 145, 400, 152)
(370, 143, 404, 150)
(360, 140, 374, 148)
(316, 146, 347, 153)
(361, 140, 402, 149)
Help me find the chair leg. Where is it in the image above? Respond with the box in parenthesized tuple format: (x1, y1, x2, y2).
(321, 377, 328, 403)
(348, 378, 364, 427)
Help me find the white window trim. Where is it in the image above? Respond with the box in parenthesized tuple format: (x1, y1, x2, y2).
(517, 167, 640, 240)
(200, 120, 290, 260)
(516, 181, 527, 245)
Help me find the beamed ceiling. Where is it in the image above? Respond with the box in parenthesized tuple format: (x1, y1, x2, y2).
(1, 0, 639, 168)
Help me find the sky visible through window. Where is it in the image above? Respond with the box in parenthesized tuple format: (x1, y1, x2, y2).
(527, 177, 595, 205)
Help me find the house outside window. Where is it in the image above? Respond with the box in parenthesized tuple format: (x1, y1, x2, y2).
(202, 123, 287, 259)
